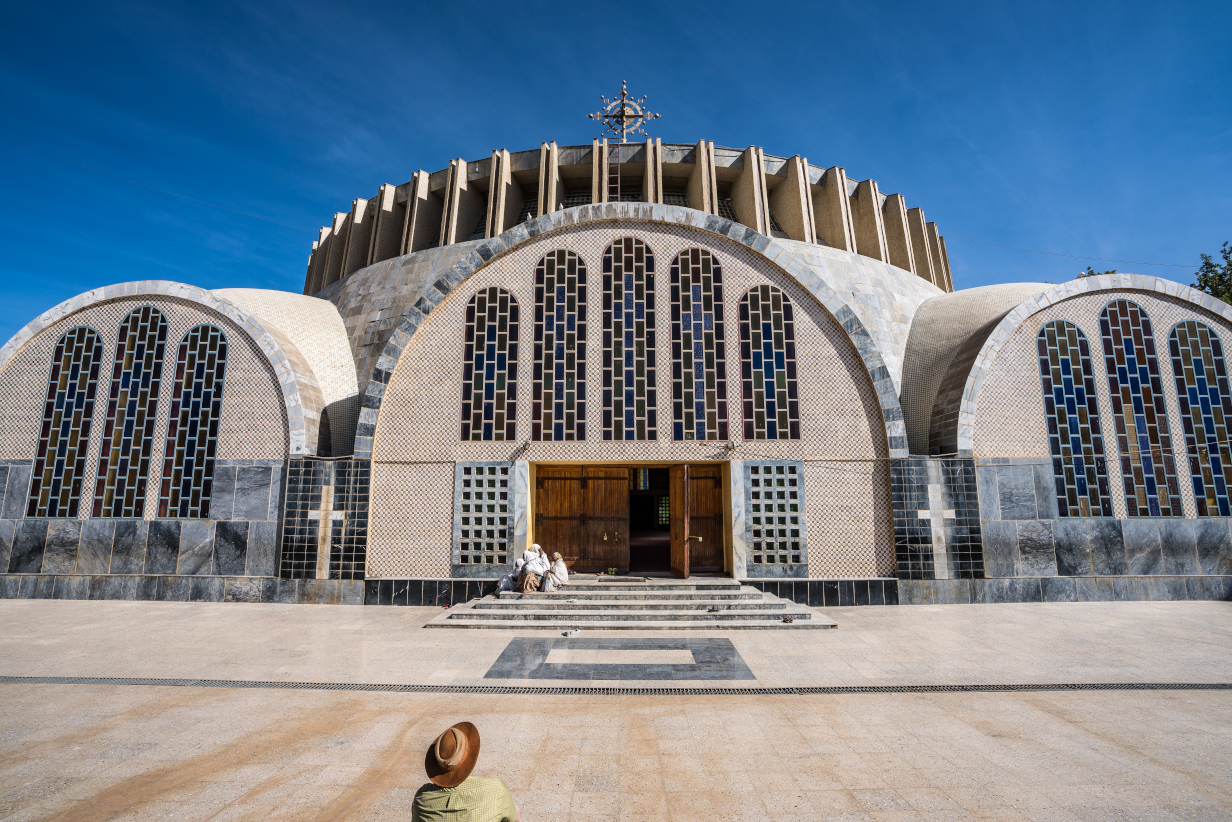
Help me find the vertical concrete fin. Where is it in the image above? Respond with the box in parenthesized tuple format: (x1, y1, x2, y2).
(907, 207, 937, 287)
(687, 139, 713, 214)
(304, 239, 320, 296)
(404, 170, 441, 254)
(439, 159, 463, 247)
(644, 137, 663, 204)
(882, 193, 915, 274)
(342, 197, 375, 277)
(547, 142, 561, 211)
(813, 167, 856, 252)
(367, 184, 401, 266)
(852, 180, 890, 263)
(926, 222, 949, 291)
(537, 143, 550, 216)
(322, 211, 350, 289)
(939, 235, 955, 292)
(769, 155, 813, 243)
(486, 150, 504, 238)
(731, 146, 767, 233)
(707, 142, 719, 214)
(591, 139, 603, 205)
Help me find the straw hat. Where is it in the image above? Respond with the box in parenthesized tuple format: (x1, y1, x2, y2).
(424, 722, 481, 787)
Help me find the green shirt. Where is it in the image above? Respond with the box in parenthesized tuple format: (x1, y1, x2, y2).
(411, 776, 517, 822)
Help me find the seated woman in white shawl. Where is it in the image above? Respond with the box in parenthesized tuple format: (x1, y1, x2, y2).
(547, 552, 569, 589)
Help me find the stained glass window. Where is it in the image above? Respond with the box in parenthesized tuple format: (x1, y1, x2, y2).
(746, 462, 807, 566)
(1100, 300, 1181, 517)
(1169, 320, 1232, 516)
(158, 325, 228, 518)
(602, 237, 656, 440)
(1038, 320, 1112, 517)
(532, 250, 587, 441)
(27, 326, 104, 518)
(92, 307, 167, 518)
(461, 287, 519, 441)
(670, 248, 728, 441)
(739, 285, 799, 440)
(455, 463, 510, 566)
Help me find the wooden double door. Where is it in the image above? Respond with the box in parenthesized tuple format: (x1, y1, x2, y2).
(534, 464, 725, 578)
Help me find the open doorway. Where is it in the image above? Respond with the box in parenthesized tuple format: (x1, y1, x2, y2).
(629, 468, 671, 572)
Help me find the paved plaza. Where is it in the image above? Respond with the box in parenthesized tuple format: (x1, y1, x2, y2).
(1, 600, 1231, 820)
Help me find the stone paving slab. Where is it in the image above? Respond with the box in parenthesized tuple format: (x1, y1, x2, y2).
(1, 600, 1229, 688)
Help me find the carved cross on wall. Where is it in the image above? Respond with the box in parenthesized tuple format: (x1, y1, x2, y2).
(917, 480, 956, 580)
(307, 483, 345, 580)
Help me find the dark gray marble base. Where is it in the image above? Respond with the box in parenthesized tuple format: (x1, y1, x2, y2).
(901, 576, 1232, 605)
(0, 574, 363, 605)
(483, 637, 755, 681)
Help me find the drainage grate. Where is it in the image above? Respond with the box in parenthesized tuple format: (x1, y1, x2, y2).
(0, 676, 1228, 696)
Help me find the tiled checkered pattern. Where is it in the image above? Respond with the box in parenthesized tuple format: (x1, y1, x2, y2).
(1037, 320, 1112, 518)
(972, 289, 1232, 521)
(92, 307, 167, 519)
(370, 221, 893, 578)
(158, 325, 228, 519)
(0, 297, 289, 524)
(28, 327, 104, 518)
(1169, 320, 1232, 516)
(739, 285, 799, 440)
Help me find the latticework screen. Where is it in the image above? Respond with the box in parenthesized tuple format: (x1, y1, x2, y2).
(159, 324, 228, 518)
(739, 285, 799, 440)
(670, 247, 728, 441)
(532, 249, 587, 441)
(745, 462, 807, 566)
(1099, 300, 1181, 517)
(454, 463, 512, 567)
(27, 326, 104, 518)
(1169, 320, 1232, 517)
(92, 306, 167, 518)
(1037, 320, 1111, 517)
(461, 287, 519, 441)
(602, 237, 657, 440)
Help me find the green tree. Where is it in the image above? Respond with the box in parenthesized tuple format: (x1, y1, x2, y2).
(1193, 242, 1232, 305)
(1078, 266, 1117, 278)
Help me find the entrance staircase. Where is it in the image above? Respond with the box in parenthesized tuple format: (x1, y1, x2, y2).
(425, 575, 836, 630)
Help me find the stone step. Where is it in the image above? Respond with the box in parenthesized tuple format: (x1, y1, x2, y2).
(497, 589, 762, 602)
(558, 583, 744, 592)
(475, 598, 787, 612)
(424, 617, 835, 630)
(446, 607, 811, 622)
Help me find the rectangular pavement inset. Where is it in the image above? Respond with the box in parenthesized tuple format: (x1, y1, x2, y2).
(483, 637, 756, 680)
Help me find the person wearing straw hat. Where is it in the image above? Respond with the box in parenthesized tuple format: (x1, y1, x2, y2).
(412, 722, 518, 822)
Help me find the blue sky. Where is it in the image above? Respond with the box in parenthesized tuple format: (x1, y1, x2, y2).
(1, 0, 1228, 344)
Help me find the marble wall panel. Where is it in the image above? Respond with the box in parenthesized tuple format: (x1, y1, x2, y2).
(42, 521, 81, 574)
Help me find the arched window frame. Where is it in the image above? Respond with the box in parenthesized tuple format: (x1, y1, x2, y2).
(158, 324, 228, 519)
(670, 248, 728, 441)
(739, 285, 800, 440)
(92, 306, 168, 518)
(27, 326, 104, 518)
(460, 287, 519, 441)
(1099, 300, 1182, 517)
(1037, 319, 1111, 517)
(532, 249, 587, 441)
(602, 237, 657, 440)
(1168, 320, 1232, 517)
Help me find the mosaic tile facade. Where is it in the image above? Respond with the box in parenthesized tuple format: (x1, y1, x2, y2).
(739, 285, 799, 440)
(280, 457, 368, 580)
(461, 287, 519, 441)
(1168, 321, 1232, 517)
(453, 462, 512, 572)
(743, 461, 807, 569)
(532, 249, 587, 441)
(1099, 300, 1181, 517)
(670, 248, 729, 441)
(602, 238, 657, 440)
(93, 307, 167, 519)
(1037, 320, 1112, 518)
(28, 327, 104, 519)
(159, 325, 228, 519)
(368, 222, 892, 578)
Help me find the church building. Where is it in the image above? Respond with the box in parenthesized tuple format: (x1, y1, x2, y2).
(2, 97, 1229, 607)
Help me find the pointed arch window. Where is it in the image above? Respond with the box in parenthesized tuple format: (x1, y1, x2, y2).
(92, 306, 167, 517)
(1100, 300, 1181, 517)
(739, 285, 799, 439)
(602, 237, 656, 440)
(532, 249, 587, 441)
(1169, 320, 1232, 516)
(158, 325, 228, 518)
(670, 248, 728, 441)
(461, 287, 519, 441)
(27, 326, 104, 518)
(1038, 320, 1111, 517)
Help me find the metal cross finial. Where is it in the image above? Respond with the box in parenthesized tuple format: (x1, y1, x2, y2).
(588, 81, 660, 143)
